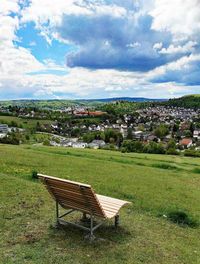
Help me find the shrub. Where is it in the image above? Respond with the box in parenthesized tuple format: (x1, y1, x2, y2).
(102, 144, 117, 151)
(193, 168, 200, 174)
(32, 170, 38, 179)
(121, 140, 144, 153)
(25, 134, 30, 140)
(152, 163, 178, 170)
(0, 132, 20, 145)
(154, 124, 169, 138)
(166, 148, 179, 155)
(143, 142, 165, 154)
(167, 210, 198, 228)
(184, 150, 200, 157)
(166, 139, 176, 150)
(43, 139, 50, 146)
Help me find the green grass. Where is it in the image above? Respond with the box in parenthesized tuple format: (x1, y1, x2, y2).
(0, 144, 200, 264)
(0, 115, 52, 129)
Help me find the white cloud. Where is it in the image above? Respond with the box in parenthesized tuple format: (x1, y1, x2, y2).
(147, 53, 200, 78)
(0, 61, 199, 99)
(0, 6, 44, 76)
(150, 0, 200, 40)
(0, 15, 19, 45)
(21, 0, 127, 25)
(0, 0, 200, 100)
(0, 0, 20, 15)
(0, 0, 66, 97)
(153, 42, 162, 50)
(29, 41, 36, 46)
(20, 0, 128, 43)
(159, 41, 197, 54)
(126, 42, 141, 48)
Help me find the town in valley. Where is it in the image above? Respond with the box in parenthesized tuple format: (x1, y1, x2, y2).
(0, 96, 200, 156)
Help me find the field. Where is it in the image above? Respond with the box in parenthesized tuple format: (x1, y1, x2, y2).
(0, 115, 52, 130)
(0, 144, 200, 264)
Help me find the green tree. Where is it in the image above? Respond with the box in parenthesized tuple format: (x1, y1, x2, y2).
(143, 142, 165, 154)
(167, 139, 176, 150)
(126, 128, 133, 140)
(83, 132, 95, 143)
(154, 124, 169, 139)
(183, 130, 192, 137)
(121, 140, 144, 153)
(43, 139, 50, 146)
(71, 128, 81, 137)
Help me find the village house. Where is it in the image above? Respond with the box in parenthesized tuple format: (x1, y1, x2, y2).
(163, 134, 172, 143)
(193, 130, 200, 140)
(132, 131, 143, 140)
(92, 140, 106, 147)
(179, 122, 190, 131)
(88, 140, 106, 149)
(179, 138, 193, 149)
(120, 124, 128, 138)
(0, 124, 8, 134)
(0, 124, 8, 138)
(88, 125, 99, 131)
(72, 142, 88, 148)
(88, 142, 99, 149)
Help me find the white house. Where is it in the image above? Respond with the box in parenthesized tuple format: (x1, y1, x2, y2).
(0, 124, 8, 134)
(0, 133, 6, 138)
(193, 130, 200, 140)
(72, 142, 88, 148)
(120, 124, 128, 138)
(92, 140, 106, 147)
(88, 142, 99, 149)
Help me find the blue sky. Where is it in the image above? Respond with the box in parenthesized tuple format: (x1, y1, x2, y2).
(0, 0, 200, 99)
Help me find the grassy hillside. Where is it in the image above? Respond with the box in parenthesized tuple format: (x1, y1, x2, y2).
(0, 115, 52, 129)
(163, 95, 200, 109)
(0, 144, 200, 264)
(0, 98, 165, 109)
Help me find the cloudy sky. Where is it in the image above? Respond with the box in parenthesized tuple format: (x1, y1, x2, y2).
(0, 0, 200, 99)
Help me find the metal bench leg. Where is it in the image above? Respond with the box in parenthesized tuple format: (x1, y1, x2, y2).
(54, 201, 60, 228)
(83, 212, 87, 220)
(115, 214, 119, 228)
(89, 215, 95, 241)
(81, 212, 88, 223)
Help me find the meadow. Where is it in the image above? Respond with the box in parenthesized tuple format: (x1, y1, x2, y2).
(0, 144, 200, 264)
(0, 116, 52, 130)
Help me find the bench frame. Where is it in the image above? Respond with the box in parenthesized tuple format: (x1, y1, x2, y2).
(55, 201, 119, 240)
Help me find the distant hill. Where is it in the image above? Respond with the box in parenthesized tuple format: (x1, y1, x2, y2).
(163, 94, 200, 109)
(79, 97, 167, 103)
(0, 95, 199, 109)
(0, 97, 166, 109)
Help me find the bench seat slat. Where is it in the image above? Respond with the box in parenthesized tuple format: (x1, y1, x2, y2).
(96, 194, 130, 206)
(47, 185, 97, 201)
(40, 174, 91, 187)
(58, 200, 104, 218)
(55, 194, 104, 213)
(53, 191, 101, 207)
(45, 180, 91, 193)
(96, 194, 131, 218)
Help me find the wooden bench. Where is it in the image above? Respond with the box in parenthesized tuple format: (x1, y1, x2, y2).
(38, 174, 131, 239)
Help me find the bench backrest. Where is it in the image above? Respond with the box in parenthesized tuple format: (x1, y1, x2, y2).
(38, 174, 105, 218)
